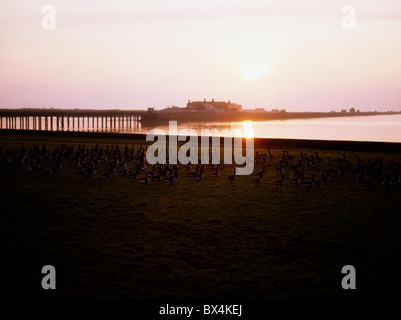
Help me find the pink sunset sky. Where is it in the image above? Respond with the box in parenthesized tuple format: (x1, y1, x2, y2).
(0, 0, 400, 111)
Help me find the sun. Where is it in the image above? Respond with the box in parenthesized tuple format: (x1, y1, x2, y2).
(243, 120, 254, 139)
(242, 64, 270, 82)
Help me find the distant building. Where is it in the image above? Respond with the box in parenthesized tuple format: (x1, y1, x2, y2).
(148, 107, 155, 113)
(349, 108, 356, 113)
(270, 109, 286, 113)
(186, 99, 242, 112)
(341, 109, 347, 113)
(254, 108, 265, 112)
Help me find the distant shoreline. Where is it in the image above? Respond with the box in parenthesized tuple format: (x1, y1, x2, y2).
(1, 129, 400, 154)
(142, 110, 401, 125)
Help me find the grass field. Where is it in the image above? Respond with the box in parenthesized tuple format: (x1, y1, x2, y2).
(1, 134, 401, 301)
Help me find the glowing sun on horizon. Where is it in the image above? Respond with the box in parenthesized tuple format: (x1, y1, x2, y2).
(242, 64, 270, 82)
(243, 120, 254, 139)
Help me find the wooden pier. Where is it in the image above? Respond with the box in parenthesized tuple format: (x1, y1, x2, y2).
(0, 109, 147, 132)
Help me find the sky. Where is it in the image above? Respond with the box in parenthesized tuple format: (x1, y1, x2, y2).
(0, 0, 400, 111)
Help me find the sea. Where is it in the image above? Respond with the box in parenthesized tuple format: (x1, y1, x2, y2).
(2, 114, 401, 143)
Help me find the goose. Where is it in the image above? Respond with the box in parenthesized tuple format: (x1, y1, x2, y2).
(382, 173, 392, 189)
(275, 162, 284, 174)
(268, 148, 274, 158)
(187, 164, 200, 178)
(227, 168, 237, 184)
(356, 170, 366, 183)
(338, 170, 346, 179)
(274, 175, 285, 188)
(139, 176, 150, 186)
(42, 168, 53, 176)
(194, 165, 205, 182)
(251, 176, 263, 187)
(128, 168, 140, 180)
(361, 178, 373, 187)
(101, 171, 113, 179)
(391, 173, 400, 186)
(256, 151, 266, 161)
(315, 152, 322, 163)
(211, 168, 219, 178)
(302, 174, 316, 189)
(163, 169, 178, 185)
(255, 165, 266, 178)
(289, 176, 301, 186)
(23, 165, 32, 173)
(314, 175, 325, 188)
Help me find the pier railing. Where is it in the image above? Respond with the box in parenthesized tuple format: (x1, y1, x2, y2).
(0, 109, 146, 132)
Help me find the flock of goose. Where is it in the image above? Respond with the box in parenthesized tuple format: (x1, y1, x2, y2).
(0, 143, 400, 191)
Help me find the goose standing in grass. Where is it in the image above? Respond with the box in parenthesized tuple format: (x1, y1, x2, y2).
(274, 175, 285, 188)
(361, 178, 374, 187)
(128, 167, 140, 180)
(42, 168, 53, 176)
(101, 171, 113, 179)
(255, 165, 266, 178)
(275, 161, 284, 174)
(227, 168, 237, 184)
(302, 174, 316, 189)
(251, 176, 263, 187)
(289, 176, 301, 187)
(139, 176, 150, 186)
(211, 167, 219, 178)
(163, 168, 178, 185)
(194, 165, 205, 182)
(338, 169, 346, 179)
(314, 175, 326, 188)
(382, 173, 392, 189)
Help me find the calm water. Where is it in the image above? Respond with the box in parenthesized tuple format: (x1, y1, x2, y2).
(143, 114, 401, 143)
(3, 114, 401, 143)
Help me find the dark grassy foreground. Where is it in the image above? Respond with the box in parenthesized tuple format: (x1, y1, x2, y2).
(1, 134, 401, 302)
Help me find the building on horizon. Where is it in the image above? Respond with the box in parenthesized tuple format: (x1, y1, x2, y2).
(186, 99, 242, 112)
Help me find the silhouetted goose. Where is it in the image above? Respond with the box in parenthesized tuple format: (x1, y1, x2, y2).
(302, 174, 316, 188)
(255, 165, 266, 178)
(356, 170, 366, 183)
(128, 168, 139, 180)
(361, 178, 373, 187)
(163, 169, 178, 185)
(275, 162, 284, 174)
(274, 175, 285, 188)
(251, 176, 263, 187)
(194, 165, 205, 182)
(388, 157, 397, 169)
(338, 170, 346, 179)
(289, 176, 301, 186)
(101, 171, 113, 179)
(382, 173, 392, 189)
(187, 165, 199, 178)
(268, 148, 274, 158)
(139, 176, 150, 186)
(314, 175, 325, 188)
(42, 168, 53, 176)
(23, 165, 32, 173)
(227, 168, 237, 184)
(211, 168, 219, 178)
